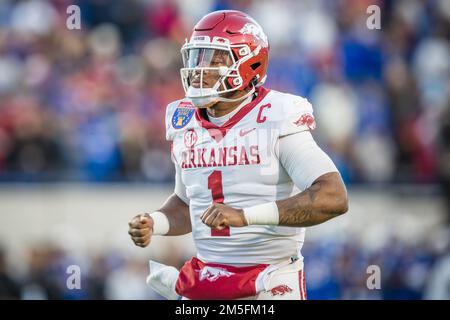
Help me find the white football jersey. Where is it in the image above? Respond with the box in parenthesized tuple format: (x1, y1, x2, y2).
(165, 87, 324, 266)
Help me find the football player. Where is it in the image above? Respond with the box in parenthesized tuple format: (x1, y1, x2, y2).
(128, 10, 348, 300)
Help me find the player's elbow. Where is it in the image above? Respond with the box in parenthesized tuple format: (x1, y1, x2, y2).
(319, 173, 349, 216)
(321, 191, 348, 217)
(307, 172, 349, 219)
(333, 190, 348, 216)
(329, 180, 349, 216)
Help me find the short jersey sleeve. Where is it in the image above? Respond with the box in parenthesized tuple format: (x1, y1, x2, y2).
(277, 131, 338, 191)
(273, 94, 316, 138)
(165, 101, 179, 142)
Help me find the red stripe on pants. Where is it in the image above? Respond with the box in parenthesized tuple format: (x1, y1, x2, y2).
(298, 269, 307, 300)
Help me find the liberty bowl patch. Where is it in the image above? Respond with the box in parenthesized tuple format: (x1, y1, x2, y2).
(172, 103, 195, 129)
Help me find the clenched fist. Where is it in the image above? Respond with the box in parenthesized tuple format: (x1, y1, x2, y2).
(128, 213, 153, 248)
(201, 203, 248, 230)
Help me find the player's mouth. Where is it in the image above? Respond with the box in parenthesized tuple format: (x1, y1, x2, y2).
(191, 78, 210, 88)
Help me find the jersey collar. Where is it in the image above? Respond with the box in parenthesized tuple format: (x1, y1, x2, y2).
(194, 86, 270, 142)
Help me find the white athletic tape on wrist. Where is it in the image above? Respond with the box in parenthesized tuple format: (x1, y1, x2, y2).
(243, 202, 279, 226)
(149, 211, 170, 235)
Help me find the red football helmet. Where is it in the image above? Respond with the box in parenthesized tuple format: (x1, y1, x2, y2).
(180, 10, 269, 107)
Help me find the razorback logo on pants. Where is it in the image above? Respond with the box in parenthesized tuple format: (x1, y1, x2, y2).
(175, 257, 268, 300)
(255, 268, 307, 300)
(199, 266, 234, 282)
(269, 284, 293, 296)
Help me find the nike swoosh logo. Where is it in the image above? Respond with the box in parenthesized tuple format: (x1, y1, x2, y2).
(239, 128, 256, 137)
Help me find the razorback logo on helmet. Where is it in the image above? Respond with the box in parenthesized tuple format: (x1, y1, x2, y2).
(198, 266, 235, 282)
(269, 284, 293, 296)
(293, 113, 316, 130)
(239, 23, 268, 45)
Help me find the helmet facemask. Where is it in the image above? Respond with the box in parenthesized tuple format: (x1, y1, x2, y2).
(180, 41, 256, 108)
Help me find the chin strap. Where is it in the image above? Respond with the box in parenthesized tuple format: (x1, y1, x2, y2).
(216, 86, 256, 103)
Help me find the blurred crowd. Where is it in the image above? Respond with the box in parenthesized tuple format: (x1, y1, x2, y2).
(1, 230, 449, 300)
(303, 232, 450, 299)
(0, 0, 448, 187)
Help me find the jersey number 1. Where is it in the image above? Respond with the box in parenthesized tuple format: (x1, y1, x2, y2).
(207, 170, 230, 236)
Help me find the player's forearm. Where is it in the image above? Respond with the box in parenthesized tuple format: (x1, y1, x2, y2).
(157, 193, 191, 236)
(276, 172, 348, 227)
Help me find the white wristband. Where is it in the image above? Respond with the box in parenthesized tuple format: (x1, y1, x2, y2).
(243, 202, 279, 226)
(149, 211, 170, 235)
